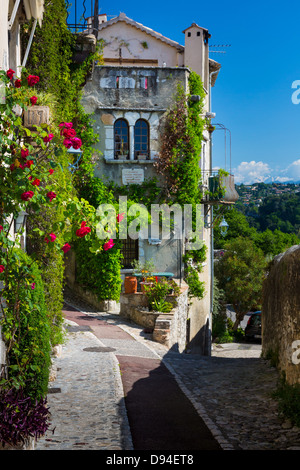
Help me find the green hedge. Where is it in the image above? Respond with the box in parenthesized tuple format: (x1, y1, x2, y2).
(1, 249, 51, 400)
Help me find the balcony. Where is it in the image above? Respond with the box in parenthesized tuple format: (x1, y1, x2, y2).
(200, 170, 239, 205)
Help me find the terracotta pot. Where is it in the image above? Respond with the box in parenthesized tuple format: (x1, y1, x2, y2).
(140, 282, 154, 293)
(124, 276, 137, 294)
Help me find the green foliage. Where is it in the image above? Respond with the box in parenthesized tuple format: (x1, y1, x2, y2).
(74, 238, 122, 301)
(214, 237, 267, 329)
(0, 249, 51, 400)
(143, 277, 180, 312)
(273, 379, 300, 427)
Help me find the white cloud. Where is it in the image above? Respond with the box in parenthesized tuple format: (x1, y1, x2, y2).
(233, 161, 271, 185)
(232, 159, 300, 185)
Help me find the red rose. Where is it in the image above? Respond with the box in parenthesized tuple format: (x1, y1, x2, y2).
(71, 137, 82, 150)
(0, 265, 5, 273)
(63, 138, 72, 149)
(21, 148, 29, 159)
(0, 225, 3, 232)
(62, 128, 76, 139)
(103, 239, 115, 251)
(45, 232, 56, 243)
(25, 160, 34, 168)
(6, 69, 15, 80)
(43, 133, 54, 143)
(14, 79, 21, 88)
(31, 178, 40, 186)
(76, 221, 91, 238)
(27, 75, 39, 86)
(30, 96, 37, 105)
(21, 191, 34, 201)
(117, 213, 125, 222)
(49, 169, 54, 175)
(62, 243, 71, 253)
(47, 191, 56, 202)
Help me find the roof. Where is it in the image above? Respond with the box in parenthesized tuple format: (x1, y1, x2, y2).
(182, 22, 210, 35)
(98, 13, 184, 52)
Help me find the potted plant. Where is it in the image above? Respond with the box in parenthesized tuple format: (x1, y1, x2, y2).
(132, 259, 156, 292)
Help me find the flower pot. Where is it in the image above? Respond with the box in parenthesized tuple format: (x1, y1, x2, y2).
(124, 276, 137, 294)
(140, 281, 154, 293)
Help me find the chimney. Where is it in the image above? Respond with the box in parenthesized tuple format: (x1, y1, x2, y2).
(183, 23, 210, 87)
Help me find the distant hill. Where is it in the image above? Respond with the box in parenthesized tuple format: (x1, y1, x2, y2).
(235, 182, 300, 236)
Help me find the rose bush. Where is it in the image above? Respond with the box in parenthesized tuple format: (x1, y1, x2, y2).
(0, 69, 117, 445)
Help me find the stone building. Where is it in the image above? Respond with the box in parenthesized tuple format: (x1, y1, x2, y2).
(81, 12, 235, 354)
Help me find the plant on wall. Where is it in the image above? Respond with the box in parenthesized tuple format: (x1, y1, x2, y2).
(154, 71, 207, 298)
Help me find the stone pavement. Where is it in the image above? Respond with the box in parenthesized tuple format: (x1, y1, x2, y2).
(36, 296, 300, 451)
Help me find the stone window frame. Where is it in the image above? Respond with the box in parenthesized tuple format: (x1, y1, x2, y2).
(134, 119, 150, 160)
(114, 118, 130, 159)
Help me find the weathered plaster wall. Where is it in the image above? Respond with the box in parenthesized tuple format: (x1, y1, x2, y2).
(262, 245, 300, 385)
(98, 20, 184, 67)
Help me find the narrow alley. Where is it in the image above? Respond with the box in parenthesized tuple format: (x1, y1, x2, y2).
(35, 296, 300, 452)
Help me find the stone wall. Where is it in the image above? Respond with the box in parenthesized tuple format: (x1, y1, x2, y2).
(120, 283, 189, 352)
(262, 245, 300, 385)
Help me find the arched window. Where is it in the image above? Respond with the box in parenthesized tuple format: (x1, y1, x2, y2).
(134, 119, 149, 159)
(114, 119, 129, 159)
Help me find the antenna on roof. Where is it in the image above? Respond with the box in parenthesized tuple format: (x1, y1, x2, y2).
(209, 44, 231, 54)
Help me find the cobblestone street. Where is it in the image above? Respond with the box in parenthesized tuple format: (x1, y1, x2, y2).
(36, 298, 300, 451)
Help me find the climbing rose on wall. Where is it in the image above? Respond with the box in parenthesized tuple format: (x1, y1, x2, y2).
(6, 69, 15, 79)
(103, 239, 115, 251)
(61, 243, 71, 253)
(76, 221, 91, 238)
(27, 75, 39, 86)
(21, 191, 34, 201)
(46, 191, 56, 202)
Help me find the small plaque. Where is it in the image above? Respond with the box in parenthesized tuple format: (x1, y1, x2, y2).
(23, 106, 50, 128)
(122, 168, 144, 185)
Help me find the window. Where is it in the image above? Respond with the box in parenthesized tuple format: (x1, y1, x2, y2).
(187, 32, 191, 37)
(121, 238, 139, 269)
(134, 119, 149, 159)
(197, 31, 201, 37)
(114, 119, 129, 159)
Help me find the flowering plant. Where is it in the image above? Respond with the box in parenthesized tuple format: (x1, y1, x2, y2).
(0, 69, 117, 444)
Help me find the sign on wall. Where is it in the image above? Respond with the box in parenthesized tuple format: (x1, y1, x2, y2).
(122, 168, 144, 185)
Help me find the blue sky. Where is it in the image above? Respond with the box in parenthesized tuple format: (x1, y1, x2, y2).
(68, 0, 300, 184)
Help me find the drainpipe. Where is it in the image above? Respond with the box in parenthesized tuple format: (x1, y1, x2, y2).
(207, 70, 219, 355)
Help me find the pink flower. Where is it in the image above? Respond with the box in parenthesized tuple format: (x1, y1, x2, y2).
(0, 265, 5, 273)
(0, 225, 3, 232)
(21, 148, 29, 159)
(45, 232, 56, 243)
(30, 96, 37, 105)
(31, 283, 35, 290)
(21, 191, 34, 201)
(62, 243, 71, 253)
(103, 239, 115, 251)
(63, 138, 73, 149)
(117, 213, 125, 222)
(76, 221, 91, 238)
(62, 128, 76, 139)
(15, 79, 21, 88)
(27, 75, 39, 86)
(43, 133, 54, 143)
(6, 69, 15, 80)
(59, 122, 73, 130)
(71, 137, 82, 150)
(47, 191, 56, 202)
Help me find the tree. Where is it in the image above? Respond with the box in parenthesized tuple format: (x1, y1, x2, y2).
(214, 237, 267, 330)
